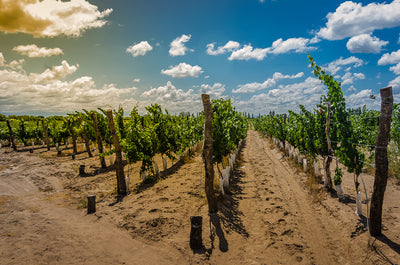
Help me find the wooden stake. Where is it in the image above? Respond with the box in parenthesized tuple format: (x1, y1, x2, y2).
(201, 94, 218, 214)
(87, 195, 96, 214)
(67, 118, 78, 155)
(324, 102, 333, 189)
(370, 87, 393, 236)
(41, 118, 50, 151)
(91, 112, 106, 169)
(6, 119, 16, 151)
(106, 110, 127, 196)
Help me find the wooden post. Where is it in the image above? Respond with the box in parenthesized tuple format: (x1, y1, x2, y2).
(79, 165, 85, 176)
(324, 102, 333, 189)
(67, 118, 78, 156)
(370, 87, 393, 236)
(91, 112, 106, 169)
(201, 94, 218, 214)
(87, 195, 96, 214)
(41, 118, 50, 151)
(6, 119, 16, 150)
(106, 110, 127, 196)
(78, 117, 93, 157)
(189, 216, 203, 249)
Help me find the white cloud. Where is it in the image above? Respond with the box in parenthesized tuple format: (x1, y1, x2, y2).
(208, 37, 317, 61)
(0, 53, 5, 66)
(206, 41, 240, 55)
(234, 77, 324, 114)
(268, 37, 317, 54)
(140, 81, 200, 113)
(317, 1, 400, 40)
(346, 34, 388, 54)
(347, 86, 357, 93)
(0, 0, 112, 37)
(200, 83, 226, 98)
(12, 44, 63, 57)
(133, 78, 141, 82)
(229, 45, 269, 61)
(161, 63, 203, 78)
(341, 71, 365, 85)
(346, 89, 380, 109)
(378, 49, 400, 65)
(0, 55, 137, 114)
(126, 41, 153, 57)
(389, 75, 400, 89)
(390, 63, 400, 75)
(233, 72, 304, 93)
(325, 56, 364, 75)
(169, 34, 192, 56)
(29, 60, 78, 83)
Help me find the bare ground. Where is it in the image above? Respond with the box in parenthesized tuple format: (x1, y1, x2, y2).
(0, 130, 399, 264)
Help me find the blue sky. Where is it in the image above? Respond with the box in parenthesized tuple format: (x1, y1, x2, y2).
(0, 0, 400, 116)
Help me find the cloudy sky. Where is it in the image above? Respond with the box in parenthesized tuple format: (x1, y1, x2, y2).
(0, 0, 400, 116)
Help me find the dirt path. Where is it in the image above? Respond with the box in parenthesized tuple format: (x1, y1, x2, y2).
(1, 130, 399, 264)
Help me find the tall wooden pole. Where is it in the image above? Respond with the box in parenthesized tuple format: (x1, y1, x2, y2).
(41, 118, 50, 151)
(201, 94, 218, 214)
(91, 112, 107, 169)
(370, 87, 393, 236)
(67, 118, 78, 155)
(106, 110, 127, 196)
(324, 102, 333, 189)
(78, 117, 93, 157)
(6, 119, 16, 150)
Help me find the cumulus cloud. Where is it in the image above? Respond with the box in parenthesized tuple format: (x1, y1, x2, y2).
(234, 77, 324, 114)
(29, 60, 78, 83)
(0, 52, 5, 66)
(389, 75, 400, 89)
(208, 37, 317, 61)
(140, 81, 201, 113)
(0, 55, 137, 114)
(161, 63, 203, 78)
(390, 63, 400, 75)
(233, 72, 304, 93)
(341, 71, 365, 85)
(0, 0, 112, 37)
(228, 45, 269, 61)
(346, 34, 388, 54)
(346, 89, 380, 109)
(12, 44, 63, 57)
(268, 37, 317, 54)
(378, 49, 400, 65)
(169, 34, 192, 56)
(200, 83, 226, 98)
(126, 41, 153, 57)
(324, 56, 364, 75)
(317, 0, 400, 40)
(206, 41, 240, 55)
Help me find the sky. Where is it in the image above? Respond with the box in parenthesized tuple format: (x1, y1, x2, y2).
(0, 0, 400, 116)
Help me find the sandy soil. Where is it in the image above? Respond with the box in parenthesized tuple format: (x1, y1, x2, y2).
(0, 130, 399, 264)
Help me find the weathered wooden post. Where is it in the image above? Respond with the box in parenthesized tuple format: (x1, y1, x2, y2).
(87, 195, 96, 214)
(324, 102, 333, 189)
(6, 119, 16, 150)
(91, 112, 106, 169)
(189, 216, 203, 249)
(41, 118, 50, 151)
(106, 110, 127, 196)
(67, 118, 78, 156)
(370, 86, 393, 236)
(78, 117, 93, 157)
(201, 94, 218, 214)
(79, 165, 85, 176)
